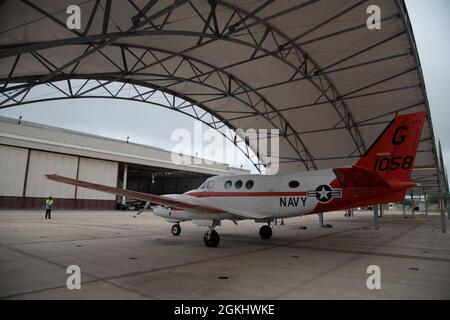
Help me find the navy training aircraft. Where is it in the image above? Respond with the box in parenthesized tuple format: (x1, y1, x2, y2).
(47, 112, 426, 247)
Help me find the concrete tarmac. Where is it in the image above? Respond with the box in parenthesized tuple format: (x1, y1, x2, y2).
(0, 209, 449, 299)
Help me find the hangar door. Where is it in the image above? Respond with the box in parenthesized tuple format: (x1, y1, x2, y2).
(0, 147, 119, 209)
(0, 145, 28, 197)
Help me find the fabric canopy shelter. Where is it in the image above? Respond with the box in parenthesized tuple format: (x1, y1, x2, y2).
(0, 0, 442, 196)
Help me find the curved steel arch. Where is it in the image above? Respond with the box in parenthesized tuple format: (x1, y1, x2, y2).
(216, 0, 368, 157)
(1, 37, 320, 170)
(0, 0, 436, 176)
(1, 78, 265, 172)
(0, 1, 365, 170)
(1, 22, 366, 155)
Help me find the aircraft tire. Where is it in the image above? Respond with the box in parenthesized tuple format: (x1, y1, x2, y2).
(204, 230, 220, 247)
(171, 224, 181, 236)
(259, 225, 273, 239)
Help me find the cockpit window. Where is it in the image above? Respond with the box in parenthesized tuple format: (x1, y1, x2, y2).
(206, 180, 216, 189)
(199, 182, 206, 189)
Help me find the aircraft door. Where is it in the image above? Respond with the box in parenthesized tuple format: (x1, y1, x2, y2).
(253, 176, 281, 216)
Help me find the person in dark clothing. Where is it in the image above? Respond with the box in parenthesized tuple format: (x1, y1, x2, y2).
(45, 196, 54, 219)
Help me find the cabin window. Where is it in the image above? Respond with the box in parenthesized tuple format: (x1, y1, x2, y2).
(235, 180, 243, 189)
(224, 180, 232, 189)
(245, 180, 254, 189)
(289, 180, 300, 188)
(206, 180, 216, 189)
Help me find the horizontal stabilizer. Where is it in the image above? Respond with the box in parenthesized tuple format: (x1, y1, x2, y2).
(334, 166, 417, 189)
(333, 166, 390, 188)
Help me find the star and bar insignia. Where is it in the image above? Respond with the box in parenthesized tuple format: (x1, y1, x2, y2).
(307, 184, 342, 203)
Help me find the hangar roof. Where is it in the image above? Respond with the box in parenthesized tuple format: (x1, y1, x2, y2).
(0, 0, 442, 195)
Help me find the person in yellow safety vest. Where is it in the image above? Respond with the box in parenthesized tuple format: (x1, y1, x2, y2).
(45, 196, 54, 219)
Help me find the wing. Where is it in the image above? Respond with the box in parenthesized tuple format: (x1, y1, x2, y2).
(47, 174, 272, 219)
(46, 174, 223, 214)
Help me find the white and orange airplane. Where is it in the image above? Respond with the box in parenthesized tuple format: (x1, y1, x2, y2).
(47, 112, 426, 247)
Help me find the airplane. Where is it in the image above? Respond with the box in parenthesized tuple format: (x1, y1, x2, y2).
(47, 112, 426, 247)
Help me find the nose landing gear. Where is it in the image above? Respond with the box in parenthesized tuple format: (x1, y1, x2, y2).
(204, 229, 220, 247)
(171, 223, 181, 236)
(259, 225, 273, 239)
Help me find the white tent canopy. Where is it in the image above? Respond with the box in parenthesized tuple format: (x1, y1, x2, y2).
(0, 0, 441, 195)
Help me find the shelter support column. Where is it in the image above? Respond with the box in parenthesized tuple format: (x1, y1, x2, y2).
(410, 190, 415, 218)
(445, 166, 450, 221)
(437, 140, 448, 232)
(373, 206, 379, 230)
(439, 198, 447, 233)
(447, 195, 450, 220)
(121, 163, 128, 205)
(318, 213, 324, 228)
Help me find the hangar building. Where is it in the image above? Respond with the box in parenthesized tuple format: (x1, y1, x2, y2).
(0, 116, 248, 209)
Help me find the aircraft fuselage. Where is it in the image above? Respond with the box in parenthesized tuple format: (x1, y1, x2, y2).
(152, 168, 403, 222)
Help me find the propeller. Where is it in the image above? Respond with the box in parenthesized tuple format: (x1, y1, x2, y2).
(133, 201, 151, 218)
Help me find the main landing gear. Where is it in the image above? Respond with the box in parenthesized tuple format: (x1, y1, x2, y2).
(204, 229, 220, 247)
(171, 222, 220, 247)
(171, 222, 273, 247)
(259, 225, 273, 239)
(171, 223, 181, 236)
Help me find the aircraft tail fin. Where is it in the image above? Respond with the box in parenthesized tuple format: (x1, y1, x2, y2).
(354, 112, 427, 182)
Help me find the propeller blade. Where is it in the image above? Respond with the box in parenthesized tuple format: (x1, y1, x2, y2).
(133, 201, 151, 218)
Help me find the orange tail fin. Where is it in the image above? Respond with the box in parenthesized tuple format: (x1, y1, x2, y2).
(354, 112, 426, 182)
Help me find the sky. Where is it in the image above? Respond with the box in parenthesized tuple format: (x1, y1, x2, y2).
(406, 0, 450, 171)
(0, 0, 449, 175)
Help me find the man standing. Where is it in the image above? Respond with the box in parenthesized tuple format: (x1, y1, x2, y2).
(45, 196, 54, 219)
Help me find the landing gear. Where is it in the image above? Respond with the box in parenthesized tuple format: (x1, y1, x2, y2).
(171, 223, 181, 236)
(259, 225, 272, 239)
(203, 229, 220, 247)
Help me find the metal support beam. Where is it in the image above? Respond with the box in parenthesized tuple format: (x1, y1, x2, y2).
(447, 195, 450, 221)
(318, 213, 324, 228)
(0, 0, 369, 168)
(102, 0, 112, 34)
(122, 162, 128, 205)
(0, 78, 265, 173)
(439, 198, 447, 233)
(437, 140, 448, 232)
(379, 204, 383, 218)
(410, 190, 415, 218)
(131, 0, 158, 27)
(0, 1, 192, 105)
(0, 0, 440, 189)
(444, 166, 450, 220)
(396, 0, 442, 224)
(424, 190, 428, 215)
(373, 205, 379, 230)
